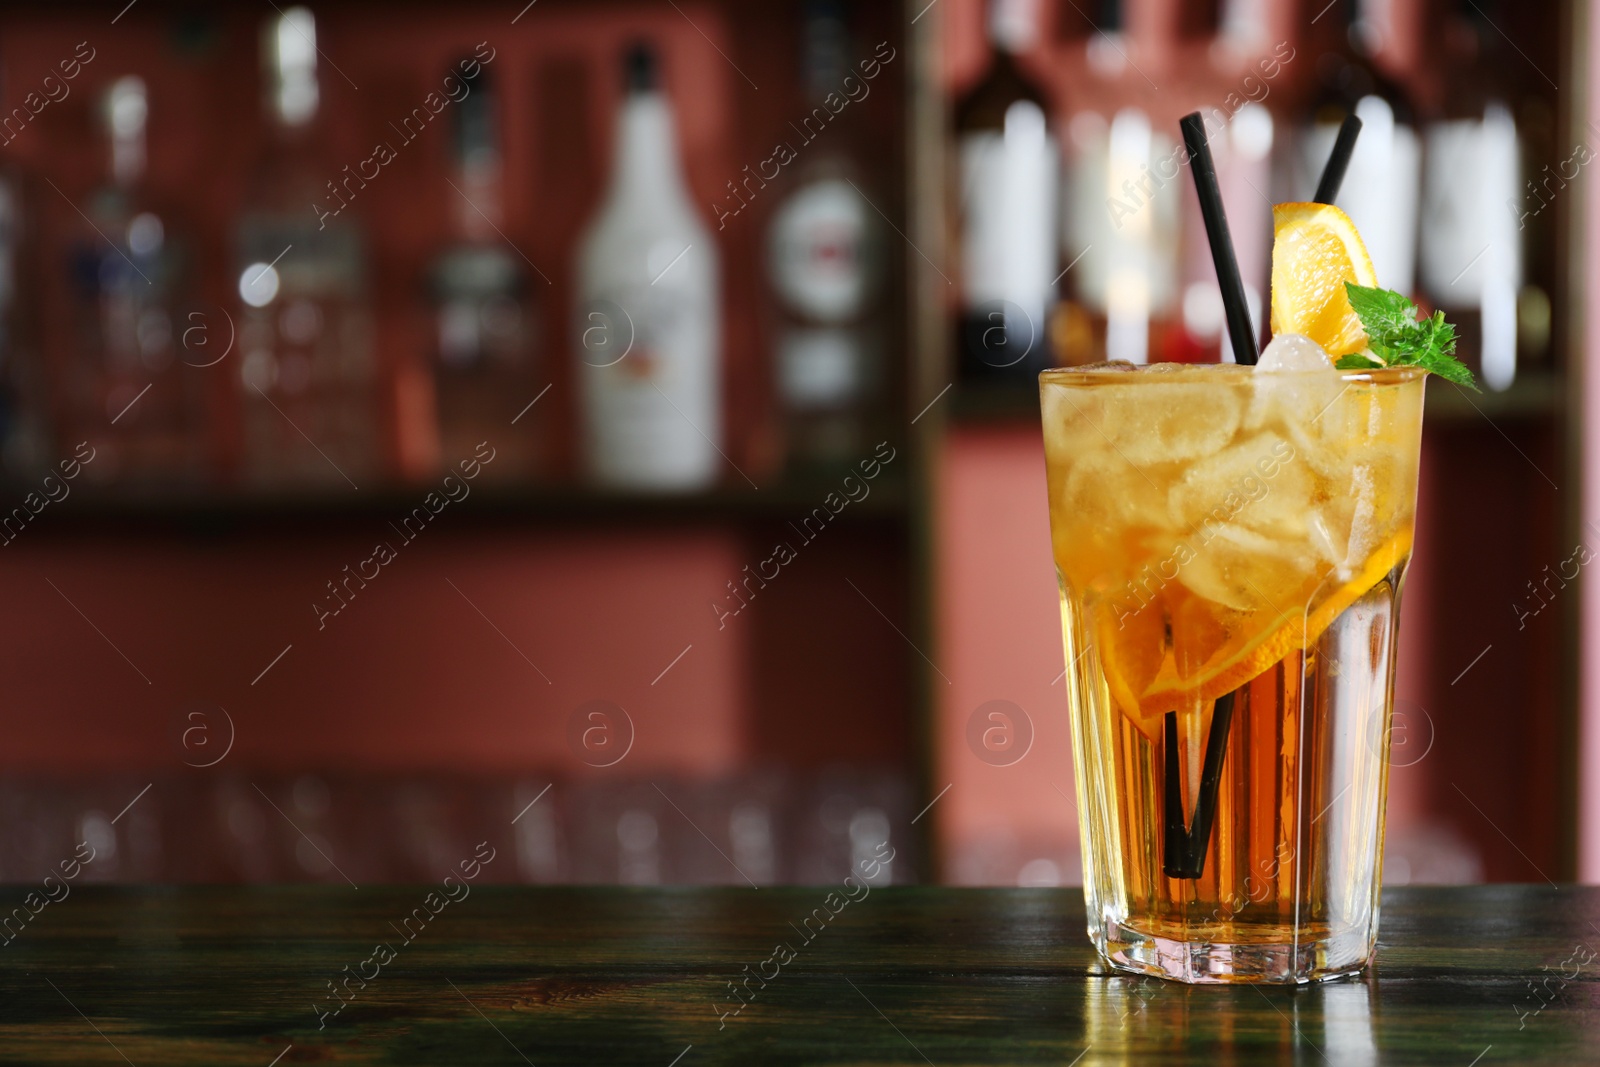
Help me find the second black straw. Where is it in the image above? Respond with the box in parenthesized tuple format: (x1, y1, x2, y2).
(1179, 113, 1259, 367)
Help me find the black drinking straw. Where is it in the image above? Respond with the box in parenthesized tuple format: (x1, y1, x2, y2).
(1313, 113, 1363, 205)
(1180, 113, 1259, 367)
(1163, 692, 1236, 878)
(1161, 114, 1259, 879)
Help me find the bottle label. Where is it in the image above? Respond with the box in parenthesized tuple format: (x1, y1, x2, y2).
(768, 177, 878, 323)
(578, 264, 720, 488)
(959, 100, 1058, 338)
(1420, 108, 1522, 307)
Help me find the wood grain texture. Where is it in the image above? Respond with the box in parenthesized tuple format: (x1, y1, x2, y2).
(0, 886, 1595, 1065)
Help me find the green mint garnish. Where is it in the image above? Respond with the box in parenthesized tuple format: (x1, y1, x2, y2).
(1332, 283, 1478, 391)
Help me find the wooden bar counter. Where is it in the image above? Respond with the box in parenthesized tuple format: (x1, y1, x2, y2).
(0, 885, 1593, 1064)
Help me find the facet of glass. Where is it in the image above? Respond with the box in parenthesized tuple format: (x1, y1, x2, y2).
(1040, 364, 1425, 983)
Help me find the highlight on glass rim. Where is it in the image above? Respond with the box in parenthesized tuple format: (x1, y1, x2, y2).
(0, 0, 1585, 1061)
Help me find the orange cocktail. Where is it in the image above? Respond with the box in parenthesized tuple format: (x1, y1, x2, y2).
(1043, 358, 1422, 983)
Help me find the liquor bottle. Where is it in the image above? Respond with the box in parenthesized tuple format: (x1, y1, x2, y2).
(1418, 0, 1522, 391)
(0, 168, 49, 475)
(576, 42, 721, 491)
(953, 0, 1058, 381)
(235, 6, 375, 488)
(1059, 0, 1180, 366)
(430, 60, 539, 480)
(766, 0, 885, 473)
(1298, 0, 1421, 298)
(64, 76, 201, 482)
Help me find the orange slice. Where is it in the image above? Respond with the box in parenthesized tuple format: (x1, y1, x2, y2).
(1097, 593, 1168, 731)
(1270, 203, 1379, 357)
(1098, 529, 1412, 740)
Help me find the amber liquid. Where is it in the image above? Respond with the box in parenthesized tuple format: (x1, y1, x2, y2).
(1063, 570, 1404, 982)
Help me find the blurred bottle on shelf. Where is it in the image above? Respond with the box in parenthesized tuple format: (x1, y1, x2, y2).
(767, 0, 886, 473)
(430, 60, 540, 480)
(1216, 0, 1270, 55)
(1418, 0, 1524, 392)
(63, 77, 203, 482)
(576, 42, 721, 492)
(235, 6, 376, 488)
(1296, 0, 1421, 299)
(1059, 0, 1180, 366)
(0, 169, 51, 476)
(953, 0, 1058, 382)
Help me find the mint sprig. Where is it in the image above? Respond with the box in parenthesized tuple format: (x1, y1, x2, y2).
(1332, 283, 1478, 391)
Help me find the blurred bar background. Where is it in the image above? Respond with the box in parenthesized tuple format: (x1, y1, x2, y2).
(0, 0, 1583, 886)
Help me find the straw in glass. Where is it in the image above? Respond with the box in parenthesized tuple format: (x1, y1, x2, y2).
(1160, 113, 1261, 879)
(1313, 113, 1363, 205)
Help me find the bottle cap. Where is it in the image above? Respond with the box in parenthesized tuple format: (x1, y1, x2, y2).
(625, 42, 659, 93)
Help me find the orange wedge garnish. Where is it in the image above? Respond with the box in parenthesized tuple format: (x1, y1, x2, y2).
(1097, 529, 1412, 741)
(1270, 202, 1379, 357)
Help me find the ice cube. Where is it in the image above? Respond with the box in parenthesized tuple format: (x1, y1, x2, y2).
(1167, 432, 1312, 540)
(1061, 450, 1170, 534)
(1177, 522, 1312, 615)
(1098, 380, 1244, 465)
(1256, 333, 1334, 373)
(1244, 334, 1345, 447)
(1343, 466, 1380, 572)
(1306, 508, 1349, 576)
(1041, 386, 1110, 460)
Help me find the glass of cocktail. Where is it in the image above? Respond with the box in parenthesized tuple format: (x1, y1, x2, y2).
(1042, 359, 1423, 983)
(1042, 168, 1462, 982)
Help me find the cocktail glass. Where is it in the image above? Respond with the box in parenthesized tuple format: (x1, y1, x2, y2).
(1041, 363, 1425, 983)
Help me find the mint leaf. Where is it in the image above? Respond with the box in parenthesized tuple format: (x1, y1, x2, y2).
(1409, 330, 1479, 388)
(1342, 283, 1478, 391)
(1344, 286, 1413, 341)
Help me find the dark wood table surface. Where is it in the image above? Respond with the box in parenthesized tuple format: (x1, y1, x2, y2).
(1, 885, 1596, 1065)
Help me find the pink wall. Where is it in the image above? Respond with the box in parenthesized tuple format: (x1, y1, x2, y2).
(0, 527, 748, 776)
(934, 426, 1079, 885)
